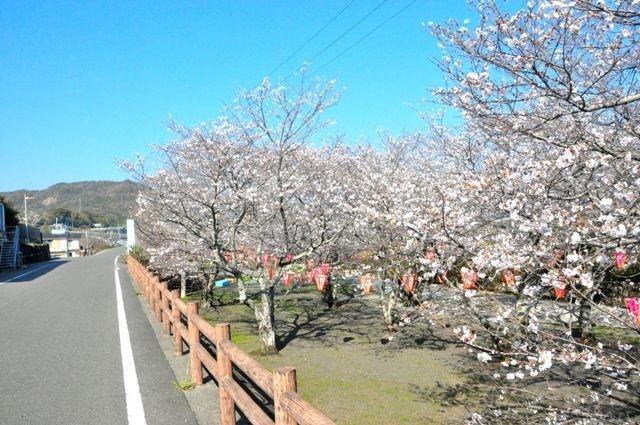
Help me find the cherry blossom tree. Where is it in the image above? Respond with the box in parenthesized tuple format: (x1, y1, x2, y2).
(122, 69, 350, 353)
(120, 117, 256, 293)
(421, 0, 640, 422)
(343, 134, 433, 328)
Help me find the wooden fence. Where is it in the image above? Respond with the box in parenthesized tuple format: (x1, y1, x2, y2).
(127, 256, 336, 425)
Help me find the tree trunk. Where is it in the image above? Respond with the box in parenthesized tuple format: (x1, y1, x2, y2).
(576, 299, 593, 341)
(321, 281, 336, 308)
(381, 280, 398, 330)
(253, 277, 278, 354)
(203, 275, 215, 307)
(180, 270, 187, 298)
(512, 293, 535, 350)
(237, 276, 248, 303)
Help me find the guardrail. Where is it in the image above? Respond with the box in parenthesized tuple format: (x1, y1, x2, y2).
(127, 256, 335, 425)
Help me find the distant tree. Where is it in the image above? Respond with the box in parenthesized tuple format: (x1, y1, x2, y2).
(96, 214, 124, 227)
(0, 196, 20, 226)
(68, 211, 89, 228)
(36, 208, 123, 228)
(40, 207, 74, 226)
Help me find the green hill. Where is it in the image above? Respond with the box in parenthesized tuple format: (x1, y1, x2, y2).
(1, 180, 139, 228)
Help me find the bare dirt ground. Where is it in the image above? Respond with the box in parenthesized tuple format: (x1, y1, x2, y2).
(199, 284, 480, 425)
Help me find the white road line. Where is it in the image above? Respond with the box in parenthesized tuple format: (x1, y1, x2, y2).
(114, 256, 147, 425)
(0, 263, 58, 284)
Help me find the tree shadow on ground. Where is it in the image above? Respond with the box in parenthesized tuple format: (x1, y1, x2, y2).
(409, 350, 640, 424)
(275, 287, 464, 352)
(383, 322, 461, 351)
(275, 290, 386, 350)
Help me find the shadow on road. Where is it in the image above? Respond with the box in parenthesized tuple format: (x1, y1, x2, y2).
(0, 260, 68, 284)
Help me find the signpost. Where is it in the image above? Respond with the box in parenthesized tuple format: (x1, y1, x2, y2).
(126, 219, 136, 252)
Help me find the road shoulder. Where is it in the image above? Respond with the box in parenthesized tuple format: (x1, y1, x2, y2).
(125, 269, 221, 425)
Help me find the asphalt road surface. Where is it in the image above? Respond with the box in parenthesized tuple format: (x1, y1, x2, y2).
(0, 248, 199, 425)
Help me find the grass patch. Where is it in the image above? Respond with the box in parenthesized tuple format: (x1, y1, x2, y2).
(231, 331, 262, 352)
(209, 287, 241, 305)
(593, 325, 640, 345)
(172, 379, 195, 391)
(181, 292, 203, 303)
(255, 346, 469, 425)
(199, 302, 262, 352)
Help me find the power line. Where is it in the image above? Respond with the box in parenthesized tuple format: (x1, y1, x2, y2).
(312, 0, 419, 77)
(306, 0, 390, 65)
(268, 0, 359, 77)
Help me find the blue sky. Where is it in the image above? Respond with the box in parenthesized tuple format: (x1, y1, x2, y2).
(1, 0, 480, 192)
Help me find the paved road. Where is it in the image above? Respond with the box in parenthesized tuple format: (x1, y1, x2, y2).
(0, 248, 199, 425)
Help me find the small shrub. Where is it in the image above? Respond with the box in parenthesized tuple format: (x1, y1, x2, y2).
(129, 244, 149, 266)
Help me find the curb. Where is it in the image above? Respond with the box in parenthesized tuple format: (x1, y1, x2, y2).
(134, 283, 221, 425)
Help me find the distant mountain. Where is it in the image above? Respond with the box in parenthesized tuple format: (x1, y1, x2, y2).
(1, 180, 140, 227)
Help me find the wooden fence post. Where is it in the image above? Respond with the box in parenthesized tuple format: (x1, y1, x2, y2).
(161, 282, 170, 335)
(154, 276, 162, 322)
(172, 291, 183, 357)
(187, 302, 203, 385)
(134, 261, 143, 291)
(215, 323, 235, 425)
(146, 271, 153, 307)
(274, 367, 297, 425)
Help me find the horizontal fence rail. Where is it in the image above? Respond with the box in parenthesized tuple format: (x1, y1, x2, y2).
(127, 256, 336, 425)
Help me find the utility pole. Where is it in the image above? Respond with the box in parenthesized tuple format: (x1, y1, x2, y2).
(24, 194, 34, 242)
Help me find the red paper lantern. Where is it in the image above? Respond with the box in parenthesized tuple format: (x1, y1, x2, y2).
(284, 271, 297, 288)
(265, 264, 275, 280)
(359, 274, 374, 294)
(502, 270, 515, 286)
(624, 298, 639, 324)
(554, 276, 568, 299)
(614, 250, 628, 269)
(461, 269, 477, 289)
(402, 273, 417, 293)
(554, 285, 567, 299)
(314, 274, 328, 291)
